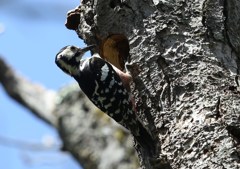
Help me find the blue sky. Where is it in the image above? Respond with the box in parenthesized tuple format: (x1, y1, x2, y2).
(0, 1, 87, 169)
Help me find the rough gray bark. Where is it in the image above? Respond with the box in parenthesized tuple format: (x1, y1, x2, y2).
(67, 0, 240, 168)
(1, 0, 240, 168)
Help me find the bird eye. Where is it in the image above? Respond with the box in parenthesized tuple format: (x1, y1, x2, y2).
(70, 46, 75, 50)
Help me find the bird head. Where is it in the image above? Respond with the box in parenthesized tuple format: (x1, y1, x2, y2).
(55, 45, 95, 76)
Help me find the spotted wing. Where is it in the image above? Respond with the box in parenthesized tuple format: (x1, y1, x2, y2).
(87, 57, 133, 124)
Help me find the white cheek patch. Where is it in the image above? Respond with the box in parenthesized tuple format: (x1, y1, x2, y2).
(100, 64, 109, 81)
(59, 60, 77, 75)
(64, 49, 75, 59)
(58, 46, 75, 60)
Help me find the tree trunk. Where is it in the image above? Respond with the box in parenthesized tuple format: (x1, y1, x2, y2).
(1, 0, 240, 169)
(67, 0, 240, 168)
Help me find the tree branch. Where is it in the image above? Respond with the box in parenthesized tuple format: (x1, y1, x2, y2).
(0, 135, 60, 151)
(0, 57, 57, 126)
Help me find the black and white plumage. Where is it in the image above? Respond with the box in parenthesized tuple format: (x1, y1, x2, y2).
(55, 45, 155, 150)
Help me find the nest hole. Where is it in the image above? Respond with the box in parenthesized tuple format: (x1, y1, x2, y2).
(99, 34, 130, 70)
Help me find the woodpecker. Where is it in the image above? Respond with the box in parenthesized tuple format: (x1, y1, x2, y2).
(55, 45, 155, 151)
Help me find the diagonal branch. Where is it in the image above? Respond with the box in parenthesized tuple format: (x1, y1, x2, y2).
(0, 135, 60, 151)
(0, 57, 57, 127)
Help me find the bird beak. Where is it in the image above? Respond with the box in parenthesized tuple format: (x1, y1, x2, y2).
(81, 44, 96, 52)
